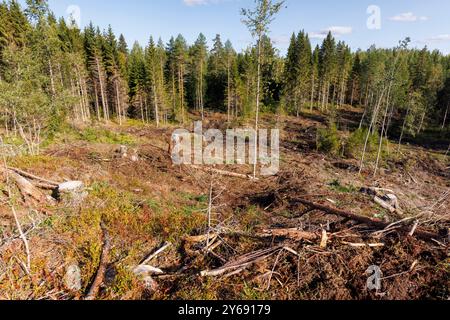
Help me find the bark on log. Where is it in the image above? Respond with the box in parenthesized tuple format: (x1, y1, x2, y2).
(295, 198, 441, 242)
(1, 167, 47, 203)
(7, 167, 59, 187)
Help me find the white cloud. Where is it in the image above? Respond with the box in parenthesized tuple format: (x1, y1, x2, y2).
(183, 0, 208, 5)
(389, 12, 428, 22)
(272, 35, 290, 45)
(310, 26, 352, 39)
(424, 34, 450, 43)
(183, 0, 226, 6)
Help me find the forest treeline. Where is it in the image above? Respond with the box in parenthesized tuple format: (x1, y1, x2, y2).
(0, 0, 449, 154)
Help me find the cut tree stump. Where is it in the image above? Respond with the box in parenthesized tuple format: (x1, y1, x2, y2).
(57, 181, 87, 206)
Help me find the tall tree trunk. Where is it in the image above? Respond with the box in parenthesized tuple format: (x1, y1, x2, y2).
(140, 94, 145, 123)
(153, 84, 159, 127)
(418, 112, 426, 133)
(95, 56, 108, 121)
(115, 80, 122, 125)
(253, 34, 262, 179)
(359, 88, 386, 173)
(442, 102, 449, 129)
(310, 73, 315, 112)
(48, 60, 56, 97)
(227, 57, 231, 123)
(172, 69, 176, 116)
(398, 102, 412, 152)
(94, 82, 101, 122)
(350, 79, 355, 106)
(200, 60, 204, 120)
(374, 84, 392, 177)
(180, 64, 185, 123)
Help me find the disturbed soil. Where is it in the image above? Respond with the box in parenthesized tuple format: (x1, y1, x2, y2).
(0, 109, 449, 300)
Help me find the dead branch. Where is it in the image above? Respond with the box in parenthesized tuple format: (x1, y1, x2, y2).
(140, 242, 172, 266)
(294, 198, 441, 242)
(84, 223, 111, 300)
(189, 165, 259, 180)
(341, 241, 385, 248)
(258, 228, 318, 241)
(185, 233, 218, 243)
(200, 246, 282, 277)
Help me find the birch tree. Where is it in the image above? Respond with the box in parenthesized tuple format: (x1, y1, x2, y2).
(241, 0, 284, 178)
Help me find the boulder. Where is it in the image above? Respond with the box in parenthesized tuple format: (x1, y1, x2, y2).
(65, 264, 82, 291)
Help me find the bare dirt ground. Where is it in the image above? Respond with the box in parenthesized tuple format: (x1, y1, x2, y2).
(0, 109, 448, 300)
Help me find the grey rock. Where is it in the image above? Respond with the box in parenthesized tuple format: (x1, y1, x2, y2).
(65, 264, 82, 291)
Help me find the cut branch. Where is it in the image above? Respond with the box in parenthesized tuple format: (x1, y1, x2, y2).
(201, 246, 282, 277)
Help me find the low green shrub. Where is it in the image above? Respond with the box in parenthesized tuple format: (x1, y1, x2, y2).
(316, 124, 341, 156)
(344, 128, 379, 159)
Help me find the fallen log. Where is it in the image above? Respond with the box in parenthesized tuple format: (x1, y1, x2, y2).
(7, 167, 59, 187)
(8, 170, 47, 203)
(84, 223, 111, 300)
(295, 198, 441, 242)
(0, 166, 54, 204)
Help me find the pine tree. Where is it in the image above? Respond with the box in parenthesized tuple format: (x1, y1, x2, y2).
(156, 38, 169, 123)
(310, 45, 319, 111)
(117, 34, 129, 77)
(294, 31, 311, 115)
(319, 32, 337, 111)
(336, 41, 352, 108)
(128, 41, 146, 122)
(224, 39, 237, 122)
(8, 0, 30, 47)
(206, 34, 226, 111)
(145, 36, 166, 126)
(173, 34, 188, 123)
(191, 33, 208, 119)
(283, 33, 299, 113)
(348, 52, 362, 106)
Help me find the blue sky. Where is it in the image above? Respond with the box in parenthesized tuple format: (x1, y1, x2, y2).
(19, 0, 450, 55)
